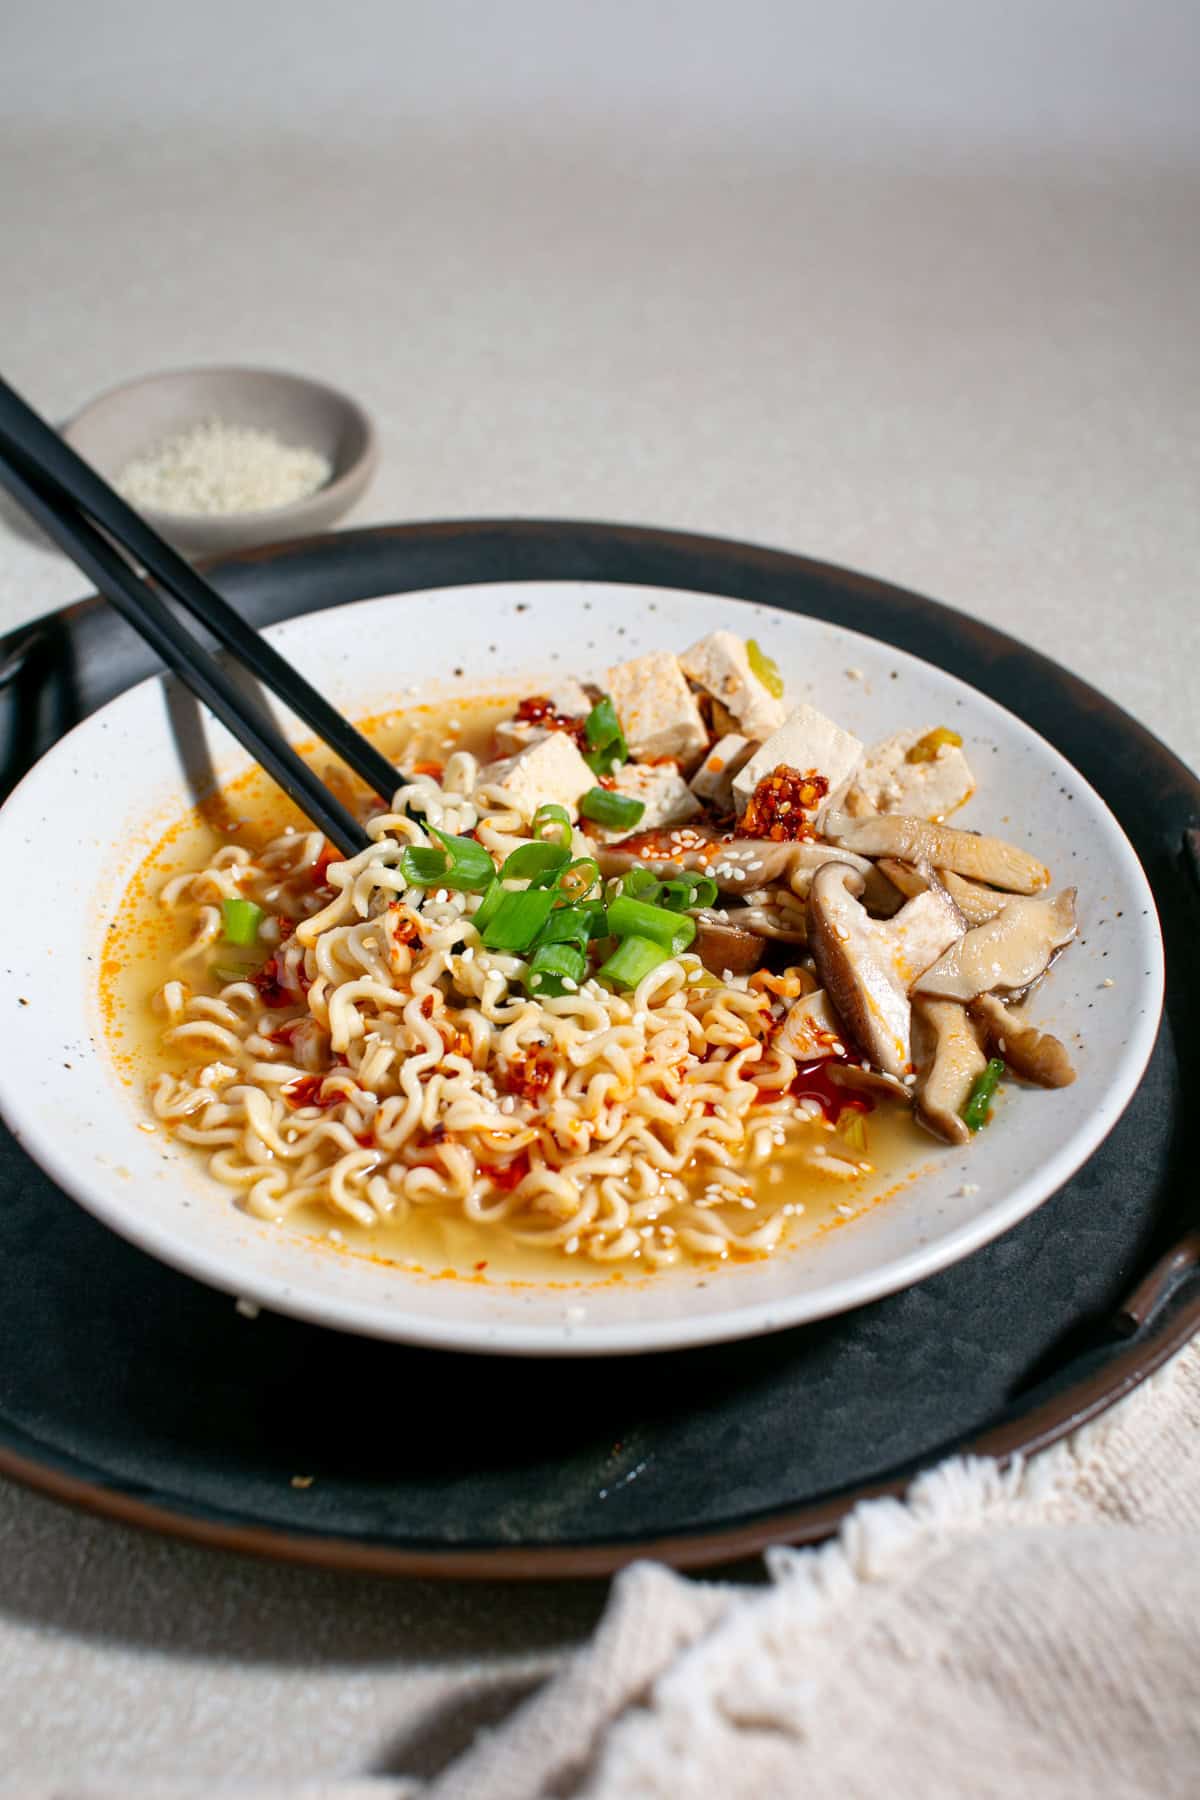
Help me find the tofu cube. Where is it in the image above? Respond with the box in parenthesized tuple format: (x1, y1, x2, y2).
(689, 733, 755, 812)
(606, 652, 707, 766)
(587, 762, 701, 843)
(853, 728, 975, 823)
(679, 630, 787, 741)
(491, 680, 594, 757)
(731, 704, 864, 823)
(483, 732, 595, 823)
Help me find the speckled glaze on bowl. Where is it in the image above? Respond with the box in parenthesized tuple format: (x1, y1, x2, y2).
(62, 365, 378, 554)
(0, 581, 1165, 1355)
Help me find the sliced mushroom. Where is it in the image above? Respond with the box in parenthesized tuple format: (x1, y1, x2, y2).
(777, 988, 846, 1060)
(911, 997, 988, 1145)
(872, 858, 1008, 932)
(826, 1062, 913, 1104)
(913, 890, 1077, 1003)
(734, 896, 805, 943)
(822, 812, 1050, 895)
(807, 863, 912, 1078)
(883, 885, 968, 987)
(875, 856, 930, 901)
(935, 869, 1009, 926)
(694, 916, 766, 976)
(970, 993, 1076, 1088)
(596, 829, 893, 907)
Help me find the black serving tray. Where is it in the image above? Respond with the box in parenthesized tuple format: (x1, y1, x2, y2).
(0, 520, 1196, 1578)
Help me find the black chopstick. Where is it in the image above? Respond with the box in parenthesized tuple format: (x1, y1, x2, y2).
(0, 373, 402, 805)
(0, 437, 371, 858)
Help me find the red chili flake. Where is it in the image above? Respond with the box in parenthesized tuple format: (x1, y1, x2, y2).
(790, 1060, 875, 1123)
(283, 1073, 342, 1112)
(266, 1021, 302, 1046)
(410, 759, 445, 779)
(511, 697, 588, 746)
(478, 1148, 532, 1191)
(500, 1052, 556, 1101)
(428, 1124, 448, 1145)
(311, 842, 339, 885)
(251, 959, 291, 1008)
(355, 1132, 375, 1149)
(276, 916, 296, 940)
(738, 766, 829, 841)
(388, 904, 421, 947)
(474, 1260, 488, 1272)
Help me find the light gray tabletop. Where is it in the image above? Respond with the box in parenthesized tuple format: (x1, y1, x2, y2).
(2, 4, 1198, 1790)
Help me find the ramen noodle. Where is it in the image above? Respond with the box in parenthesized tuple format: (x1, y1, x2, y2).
(137, 634, 1077, 1270)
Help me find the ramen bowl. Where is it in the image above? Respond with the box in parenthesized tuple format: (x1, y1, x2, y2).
(0, 581, 1163, 1354)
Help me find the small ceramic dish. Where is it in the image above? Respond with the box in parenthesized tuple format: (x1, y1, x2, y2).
(62, 365, 378, 555)
(0, 580, 1165, 1356)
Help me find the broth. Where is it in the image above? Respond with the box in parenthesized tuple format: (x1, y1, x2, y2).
(101, 697, 935, 1284)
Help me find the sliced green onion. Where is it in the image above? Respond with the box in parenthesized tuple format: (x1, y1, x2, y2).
(472, 880, 505, 931)
(500, 840, 570, 882)
(598, 934, 671, 989)
(527, 940, 587, 996)
(962, 1058, 1005, 1132)
(839, 1111, 868, 1154)
(401, 846, 445, 885)
(531, 802, 573, 848)
(429, 827, 497, 893)
(619, 867, 660, 900)
(606, 894, 696, 954)
(481, 887, 557, 952)
(657, 872, 719, 912)
(559, 856, 600, 902)
(401, 829, 496, 894)
(746, 637, 784, 699)
(535, 904, 594, 949)
(580, 787, 646, 830)
(583, 695, 628, 776)
(221, 898, 265, 947)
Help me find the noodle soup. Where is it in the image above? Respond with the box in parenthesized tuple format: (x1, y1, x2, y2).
(102, 699, 932, 1280)
(102, 625, 1078, 1286)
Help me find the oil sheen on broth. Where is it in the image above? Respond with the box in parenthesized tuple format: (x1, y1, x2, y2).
(102, 697, 932, 1283)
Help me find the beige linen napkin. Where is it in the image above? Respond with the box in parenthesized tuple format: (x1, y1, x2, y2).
(427, 1339, 1200, 1800)
(46, 1340, 1200, 1800)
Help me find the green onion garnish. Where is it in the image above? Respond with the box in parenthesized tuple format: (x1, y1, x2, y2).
(606, 894, 696, 954)
(527, 940, 587, 996)
(221, 898, 265, 947)
(583, 695, 629, 776)
(619, 867, 660, 900)
(961, 1058, 1005, 1132)
(500, 840, 571, 882)
(559, 856, 600, 902)
(531, 802, 573, 848)
(535, 904, 595, 949)
(657, 872, 719, 912)
(401, 828, 496, 893)
(472, 880, 504, 930)
(598, 934, 671, 988)
(481, 887, 558, 953)
(579, 787, 646, 830)
(746, 637, 784, 699)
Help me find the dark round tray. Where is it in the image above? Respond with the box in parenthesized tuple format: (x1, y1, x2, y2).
(0, 520, 1196, 1579)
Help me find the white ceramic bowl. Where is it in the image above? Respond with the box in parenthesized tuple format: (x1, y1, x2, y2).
(0, 582, 1163, 1355)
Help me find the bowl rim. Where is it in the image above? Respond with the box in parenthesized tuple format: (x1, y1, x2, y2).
(0, 577, 1167, 1357)
(61, 362, 379, 525)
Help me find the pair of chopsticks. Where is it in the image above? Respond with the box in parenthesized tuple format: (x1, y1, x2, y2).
(0, 374, 403, 857)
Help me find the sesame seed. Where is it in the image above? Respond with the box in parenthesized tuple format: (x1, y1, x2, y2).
(236, 1297, 260, 1319)
(1102, 978, 1115, 988)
